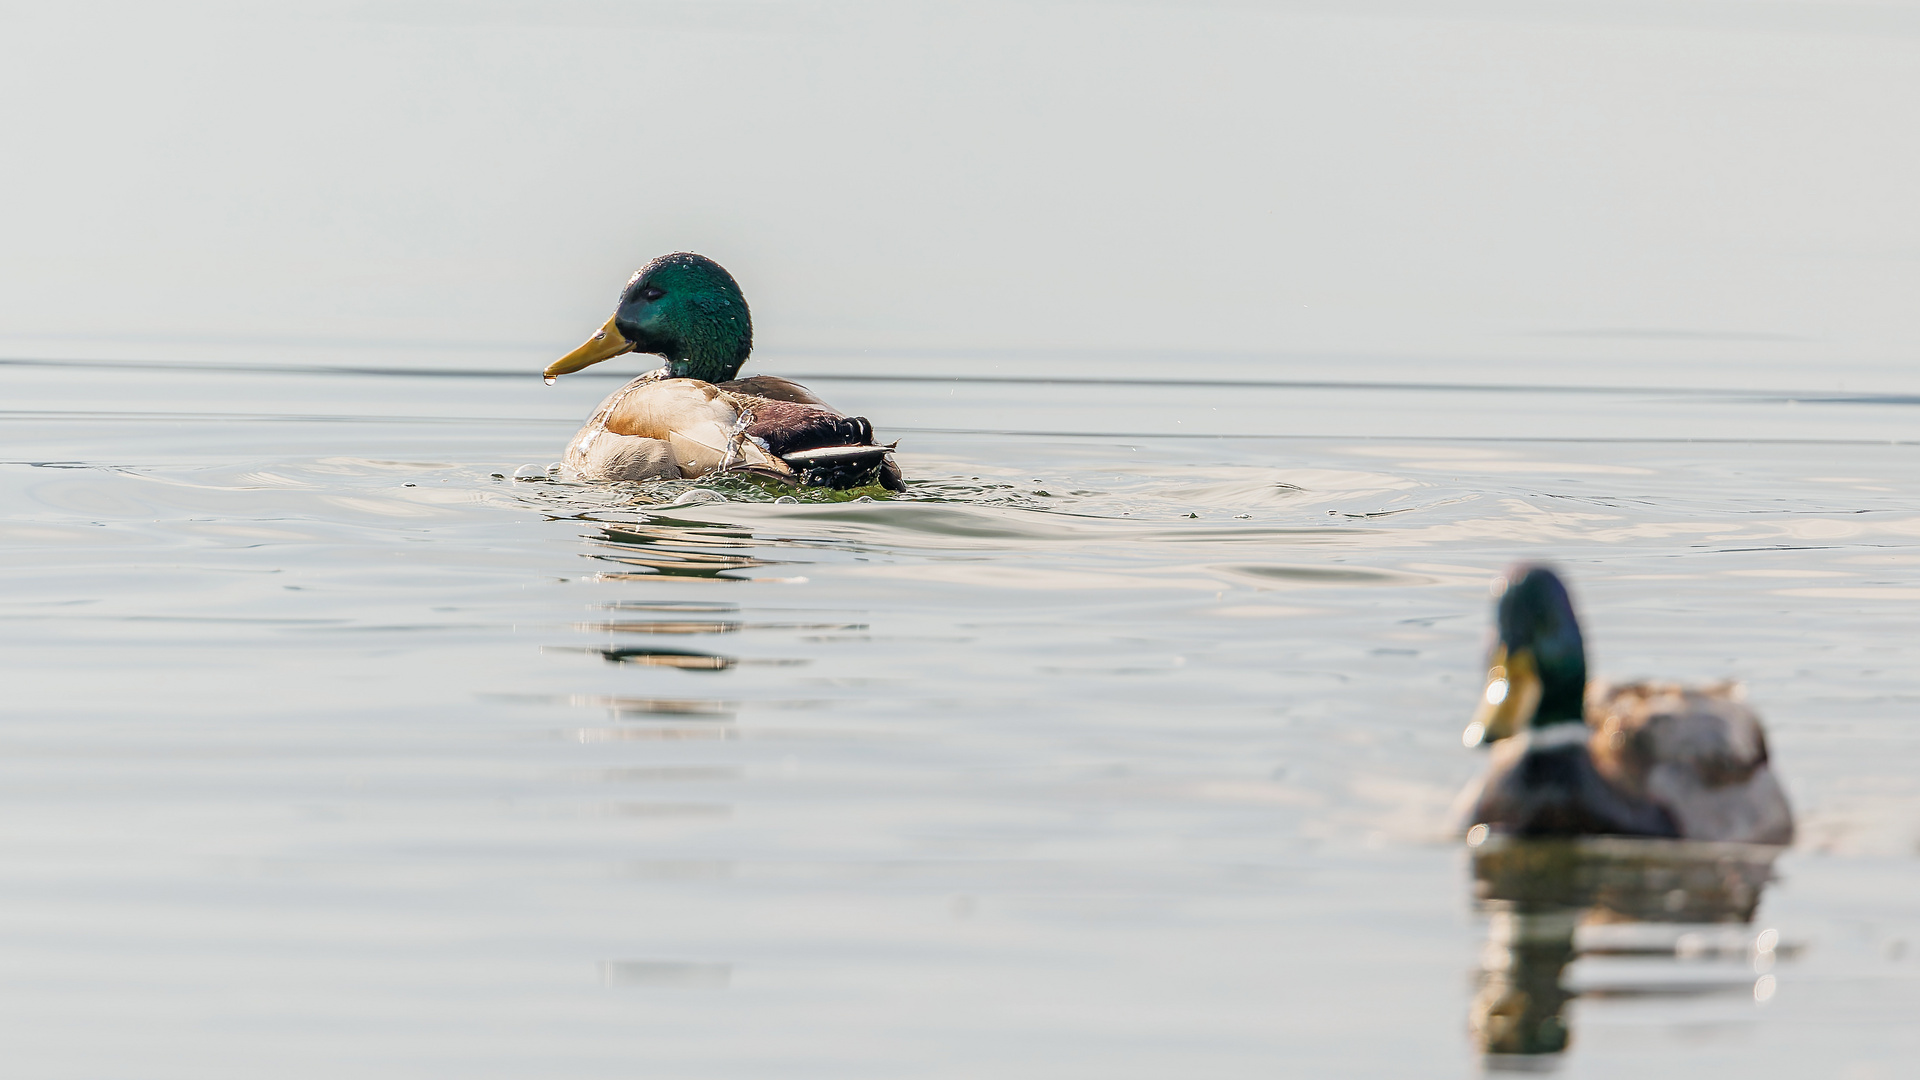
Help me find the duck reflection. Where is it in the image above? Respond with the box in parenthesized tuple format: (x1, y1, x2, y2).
(1468, 836, 1782, 1058)
(589, 517, 782, 580)
(591, 646, 736, 669)
(1471, 901, 1576, 1056)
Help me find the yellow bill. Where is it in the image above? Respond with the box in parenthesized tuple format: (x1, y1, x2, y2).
(1462, 645, 1541, 747)
(545, 315, 634, 378)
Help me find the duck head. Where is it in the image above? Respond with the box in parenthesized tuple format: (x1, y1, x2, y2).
(1463, 565, 1589, 747)
(545, 253, 754, 383)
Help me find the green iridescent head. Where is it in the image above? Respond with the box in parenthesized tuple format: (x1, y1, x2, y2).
(545, 253, 754, 384)
(1464, 565, 1590, 745)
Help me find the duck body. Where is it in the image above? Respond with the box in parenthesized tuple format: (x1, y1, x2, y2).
(546, 253, 903, 491)
(1468, 722, 1682, 839)
(564, 371, 902, 489)
(1458, 567, 1793, 845)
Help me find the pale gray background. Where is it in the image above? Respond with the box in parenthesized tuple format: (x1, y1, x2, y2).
(3, 0, 1917, 377)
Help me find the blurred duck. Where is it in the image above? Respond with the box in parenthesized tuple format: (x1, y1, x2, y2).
(1457, 565, 1793, 844)
(544, 253, 903, 491)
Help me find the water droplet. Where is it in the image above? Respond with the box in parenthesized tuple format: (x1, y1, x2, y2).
(511, 464, 547, 481)
(543, 375, 556, 386)
(773, 495, 799, 505)
(672, 489, 725, 506)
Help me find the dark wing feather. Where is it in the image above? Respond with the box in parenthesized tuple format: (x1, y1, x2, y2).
(742, 399, 874, 455)
(714, 377, 908, 491)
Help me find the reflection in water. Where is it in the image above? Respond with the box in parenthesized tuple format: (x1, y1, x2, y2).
(579, 620, 867, 634)
(489, 693, 739, 720)
(1474, 907, 1578, 1057)
(587, 647, 735, 670)
(576, 695, 737, 720)
(599, 960, 732, 989)
(597, 600, 740, 612)
(1468, 836, 1785, 1060)
(589, 518, 783, 580)
(583, 619, 746, 634)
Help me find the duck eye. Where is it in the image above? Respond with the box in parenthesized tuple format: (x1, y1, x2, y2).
(638, 286, 665, 301)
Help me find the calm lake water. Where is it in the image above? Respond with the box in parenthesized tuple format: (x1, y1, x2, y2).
(7, 0, 1920, 1074)
(5, 351, 1919, 1076)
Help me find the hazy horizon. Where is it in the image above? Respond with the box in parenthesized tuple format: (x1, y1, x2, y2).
(4, 0, 1918, 376)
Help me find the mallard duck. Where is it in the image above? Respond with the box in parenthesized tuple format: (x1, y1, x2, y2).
(544, 253, 903, 491)
(1457, 565, 1793, 844)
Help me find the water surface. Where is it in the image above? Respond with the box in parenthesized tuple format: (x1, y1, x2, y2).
(5, 355, 1919, 1076)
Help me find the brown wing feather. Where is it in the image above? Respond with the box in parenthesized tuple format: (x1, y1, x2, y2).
(1585, 680, 1792, 844)
(743, 399, 875, 455)
(1588, 681, 1768, 789)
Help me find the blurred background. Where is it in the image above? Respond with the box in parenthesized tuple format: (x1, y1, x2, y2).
(3, 0, 1917, 378)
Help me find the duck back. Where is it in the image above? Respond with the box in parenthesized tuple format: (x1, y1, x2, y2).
(1589, 682, 1794, 844)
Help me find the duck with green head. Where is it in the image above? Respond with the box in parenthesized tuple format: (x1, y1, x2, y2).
(545, 253, 903, 490)
(1457, 565, 1793, 844)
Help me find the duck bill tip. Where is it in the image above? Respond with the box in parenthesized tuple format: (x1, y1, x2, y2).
(545, 315, 635, 378)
